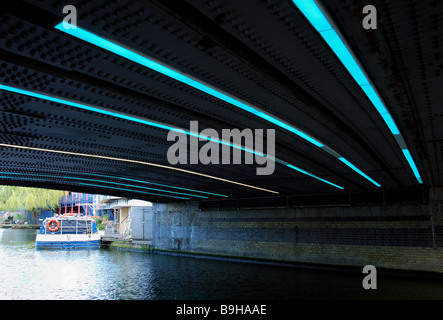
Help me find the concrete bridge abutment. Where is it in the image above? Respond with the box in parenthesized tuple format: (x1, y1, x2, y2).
(152, 198, 443, 273)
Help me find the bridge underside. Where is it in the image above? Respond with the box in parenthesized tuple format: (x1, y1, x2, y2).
(0, 0, 441, 205)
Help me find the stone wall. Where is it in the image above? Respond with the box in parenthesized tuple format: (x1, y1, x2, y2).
(152, 201, 443, 273)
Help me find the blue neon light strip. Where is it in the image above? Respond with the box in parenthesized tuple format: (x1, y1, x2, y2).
(63, 176, 205, 199)
(51, 23, 358, 188)
(401, 149, 423, 184)
(360, 85, 399, 135)
(78, 182, 190, 199)
(0, 84, 176, 132)
(338, 158, 381, 187)
(286, 164, 344, 189)
(54, 22, 324, 148)
(0, 176, 46, 182)
(74, 171, 229, 197)
(0, 171, 192, 200)
(291, 0, 333, 32)
(0, 84, 343, 190)
(1, 166, 229, 197)
(0, 143, 279, 194)
(292, 0, 422, 184)
(0, 175, 189, 199)
(0, 83, 261, 160)
(319, 30, 369, 86)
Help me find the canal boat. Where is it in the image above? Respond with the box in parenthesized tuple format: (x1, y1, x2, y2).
(35, 214, 100, 249)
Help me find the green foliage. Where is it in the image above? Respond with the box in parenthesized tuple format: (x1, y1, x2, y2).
(94, 218, 106, 230)
(0, 186, 64, 212)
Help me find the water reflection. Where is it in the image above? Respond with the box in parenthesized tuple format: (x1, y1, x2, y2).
(0, 229, 442, 300)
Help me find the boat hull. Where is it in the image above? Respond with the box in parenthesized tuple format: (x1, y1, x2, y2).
(35, 233, 101, 250)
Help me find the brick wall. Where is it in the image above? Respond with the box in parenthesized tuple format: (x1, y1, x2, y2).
(152, 201, 443, 273)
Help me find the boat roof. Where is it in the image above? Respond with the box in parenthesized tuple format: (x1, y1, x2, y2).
(44, 215, 95, 220)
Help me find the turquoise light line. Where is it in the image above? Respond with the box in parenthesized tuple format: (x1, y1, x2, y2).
(54, 22, 324, 148)
(0, 171, 194, 200)
(338, 158, 381, 187)
(290, 0, 333, 32)
(401, 149, 423, 184)
(0, 83, 264, 166)
(292, 0, 422, 184)
(0, 176, 46, 182)
(360, 85, 400, 135)
(78, 182, 189, 199)
(0, 84, 343, 189)
(32, 167, 228, 197)
(75, 171, 229, 197)
(51, 22, 363, 189)
(61, 176, 207, 199)
(0, 84, 176, 132)
(286, 164, 344, 189)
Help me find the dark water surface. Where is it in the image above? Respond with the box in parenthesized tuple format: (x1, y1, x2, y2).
(0, 229, 442, 300)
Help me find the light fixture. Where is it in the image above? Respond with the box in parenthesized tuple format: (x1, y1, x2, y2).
(0, 84, 344, 189)
(58, 170, 229, 197)
(0, 176, 46, 182)
(285, 164, 343, 189)
(291, 0, 422, 184)
(0, 171, 209, 199)
(0, 165, 230, 197)
(64, 175, 205, 199)
(0, 84, 177, 132)
(0, 143, 279, 194)
(54, 22, 380, 187)
(54, 23, 325, 148)
(78, 182, 189, 199)
(401, 149, 423, 184)
(338, 158, 381, 187)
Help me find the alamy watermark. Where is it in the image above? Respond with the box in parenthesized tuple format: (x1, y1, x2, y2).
(362, 5, 377, 30)
(62, 5, 77, 29)
(167, 121, 276, 176)
(362, 265, 377, 289)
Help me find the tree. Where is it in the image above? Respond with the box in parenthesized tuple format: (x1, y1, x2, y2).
(0, 186, 64, 212)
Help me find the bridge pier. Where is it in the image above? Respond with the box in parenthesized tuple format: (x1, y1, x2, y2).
(152, 199, 443, 273)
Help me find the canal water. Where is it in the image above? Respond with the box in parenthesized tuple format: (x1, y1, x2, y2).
(0, 229, 442, 300)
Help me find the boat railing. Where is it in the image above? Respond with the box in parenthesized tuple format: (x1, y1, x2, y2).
(42, 217, 96, 235)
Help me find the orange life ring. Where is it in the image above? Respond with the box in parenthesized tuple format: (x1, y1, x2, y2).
(47, 219, 60, 232)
